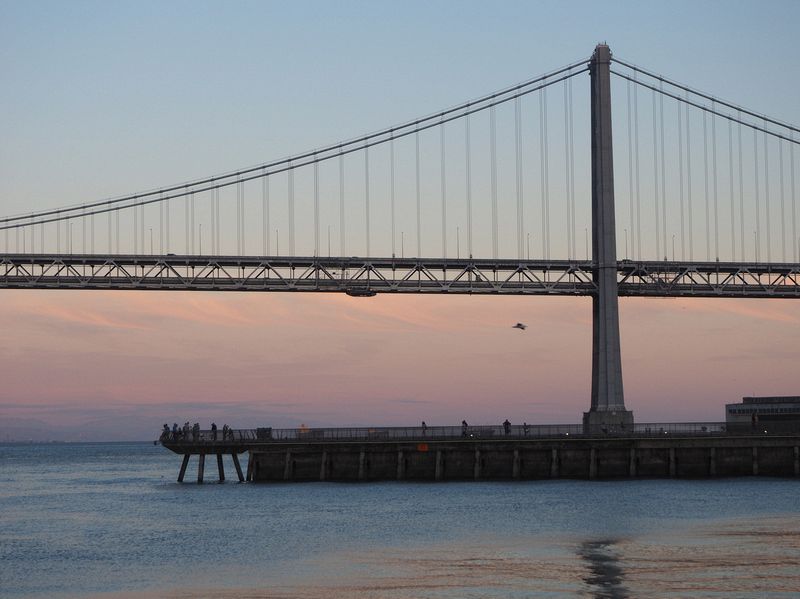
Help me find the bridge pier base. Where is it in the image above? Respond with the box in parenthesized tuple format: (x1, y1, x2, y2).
(583, 410, 634, 435)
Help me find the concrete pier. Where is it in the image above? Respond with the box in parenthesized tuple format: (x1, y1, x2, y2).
(245, 435, 800, 482)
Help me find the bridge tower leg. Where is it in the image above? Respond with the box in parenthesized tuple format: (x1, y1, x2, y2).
(583, 43, 634, 434)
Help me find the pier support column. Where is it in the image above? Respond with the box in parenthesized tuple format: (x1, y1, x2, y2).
(512, 450, 521, 480)
(583, 43, 633, 434)
(177, 454, 190, 483)
(709, 448, 716, 477)
(474, 449, 482, 480)
(794, 447, 799, 476)
(216, 454, 225, 482)
(396, 451, 405, 481)
(358, 450, 366, 481)
(435, 450, 443, 481)
(669, 448, 676, 477)
(246, 453, 254, 482)
(550, 448, 559, 478)
(752, 447, 759, 476)
(589, 448, 597, 479)
(320, 451, 328, 481)
(197, 454, 205, 484)
(629, 447, 637, 477)
(232, 453, 245, 482)
(283, 450, 292, 481)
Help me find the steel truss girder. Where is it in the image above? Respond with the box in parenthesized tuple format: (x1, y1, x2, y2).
(0, 254, 798, 298)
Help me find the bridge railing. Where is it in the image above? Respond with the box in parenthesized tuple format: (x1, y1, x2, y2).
(160, 421, 774, 445)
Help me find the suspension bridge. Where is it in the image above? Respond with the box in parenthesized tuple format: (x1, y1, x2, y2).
(2, 43, 798, 431)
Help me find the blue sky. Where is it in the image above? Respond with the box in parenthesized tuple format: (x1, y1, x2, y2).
(1, 0, 798, 217)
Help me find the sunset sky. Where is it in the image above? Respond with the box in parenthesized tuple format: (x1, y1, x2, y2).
(1, 1, 798, 439)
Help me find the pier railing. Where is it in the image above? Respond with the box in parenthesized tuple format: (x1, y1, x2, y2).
(160, 421, 781, 446)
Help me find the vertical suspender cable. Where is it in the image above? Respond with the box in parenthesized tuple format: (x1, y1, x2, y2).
(268, 177, 271, 256)
(91, 214, 95, 254)
(634, 77, 641, 259)
(685, 95, 693, 260)
(677, 97, 685, 259)
(339, 153, 345, 257)
(516, 95, 523, 260)
(544, 86, 550, 260)
(539, 89, 546, 259)
(763, 121, 771, 262)
(754, 129, 760, 261)
(728, 120, 735, 260)
(364, 146, 370, 257)
(659, 84, 666, 258)
(314, 158, 320, 257)
(569, 76, 576, 259)
(185, 195, 190, 254)
(711, 102, 719, 260)
(779, 138, 785, 261)
(165, 196, 169, 254)
(490, 105, 498, 259)
(791, 133, 797, 262)
(108, 211, 112, 253)
(738, 112, 744, 261)
(115, 210, 119, 254)
(214, 188, 220, 255)
(627, 80, 634, 260)
(134, 202, 138, 254)
(159, 198, 163, 254)
(190, 193, 195, 254)
(390, 138, 396, 257)
(440, 123, 447, 259)
(652, 90, 661, 259)
(415, 130, 421, 257)
(236, 183, 241, 254)
(465, 115, 472, 258)
(703, 111, 710, 261)
(288, 163, 295, 256)
(563, 83, 571, 260)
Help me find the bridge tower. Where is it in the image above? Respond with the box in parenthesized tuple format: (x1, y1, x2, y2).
(583, 43, 634, 433)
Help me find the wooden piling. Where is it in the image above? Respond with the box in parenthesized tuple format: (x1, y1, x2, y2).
(197, 454, 205, 484)
(512, 449, 520, 480)
(283, 450, 292, 481)
(232, 453, 245, 482)
(216, 453, 225, 482)
(177, 454, 190, 483)
(358, 450, 366, 481)
(550, 448, 559, 478)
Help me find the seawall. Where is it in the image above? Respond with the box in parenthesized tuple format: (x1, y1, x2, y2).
(248, 435, 800, 482)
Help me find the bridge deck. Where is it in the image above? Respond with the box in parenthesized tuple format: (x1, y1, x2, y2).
(3, 254, 799, 297)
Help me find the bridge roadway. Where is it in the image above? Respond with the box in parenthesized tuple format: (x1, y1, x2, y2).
(1, 254, 799, 297)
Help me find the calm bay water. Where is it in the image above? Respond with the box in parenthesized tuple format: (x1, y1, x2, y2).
(1, 442, 799, 598)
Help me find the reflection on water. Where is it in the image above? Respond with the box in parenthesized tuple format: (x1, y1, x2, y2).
(579, 539, 629, 599)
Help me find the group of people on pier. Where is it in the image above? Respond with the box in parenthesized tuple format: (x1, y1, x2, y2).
(160, 422, 235, 442)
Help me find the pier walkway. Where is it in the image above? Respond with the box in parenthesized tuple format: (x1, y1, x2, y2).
(159, 422, 800, 483)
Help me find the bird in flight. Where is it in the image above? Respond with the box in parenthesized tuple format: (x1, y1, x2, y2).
(512, 323, 527, 330)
